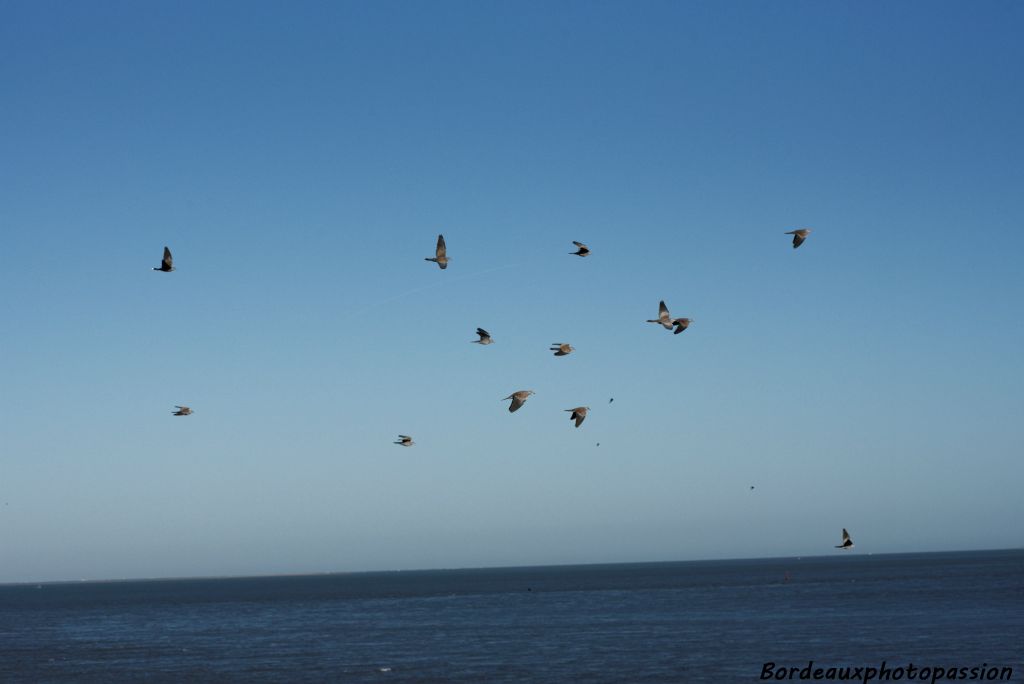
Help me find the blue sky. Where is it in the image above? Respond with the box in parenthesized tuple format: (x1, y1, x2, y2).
(1, 1, 1022, 582)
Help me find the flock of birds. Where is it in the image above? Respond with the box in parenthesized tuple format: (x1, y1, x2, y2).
(154, 226, 856, 552)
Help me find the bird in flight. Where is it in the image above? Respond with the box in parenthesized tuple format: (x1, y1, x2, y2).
(565, 406, 590, 427)
(153, 246, 174, 272)
(835, 528, 854, 550)
(647, 300, 674, 330)
(550, 343, 574, 356)
(472, 328, 493, 345)
(394, 435, 414, 447)
(172, 406, 192, 416)
(569, 241, 590, 257)
(425, 234, 449, 269)
(671, 318, 694, 335)
(785, 229, 812, 249)
(503, 390, 535, 413)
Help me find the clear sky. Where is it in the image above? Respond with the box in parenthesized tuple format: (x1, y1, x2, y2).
(2, 1, 1022, 583)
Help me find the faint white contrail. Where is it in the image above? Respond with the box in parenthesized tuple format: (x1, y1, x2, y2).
(350, 263, 521, 317)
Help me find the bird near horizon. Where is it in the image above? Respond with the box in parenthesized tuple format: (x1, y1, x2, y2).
(647, 301, 674, 330)
(570, 241, 590, 257)
(425, 234, 449, 269)
(172, 406, 192, 416)
(550, 343, 574, 356)
(503, 390, 535, 413)
(472, 328, 493, 345)
(394, 435, 414, 447)
(565, 406, 590, 428)
(153, 246, 174, 272)
(835, 528, 854, 550)
(785, 229, 812, 249)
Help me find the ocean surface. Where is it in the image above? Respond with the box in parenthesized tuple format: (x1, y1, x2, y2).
(0, 550, 1021, 682)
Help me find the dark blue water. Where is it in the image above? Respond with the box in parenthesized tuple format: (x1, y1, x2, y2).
(1, 550, 1021, 682)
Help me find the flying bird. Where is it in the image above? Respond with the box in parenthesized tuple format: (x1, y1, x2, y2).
(425, 234, 449, 269)
(609, 398, 614, 404)
(671, 318, 694, 335)
(503, 390, 535, 413)
(569, 241, 590, 257)
(550, 343, 574, 356)
(172, 406, 192, 416)
(646, 300, 674, 330)
(835, 528, 854, 550)
(394, 435, 414, 447)
(565, 406, 590, 428)
(785, 229, 812, 249)
(153, 246, 174, 272)
(472, 328, 493, 345)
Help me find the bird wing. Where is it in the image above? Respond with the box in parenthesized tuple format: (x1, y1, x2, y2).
(792, 234, 806, 248)
(575, 413, 585, 427)
(398, 435, 411, 440)
(658, 300, 671, 323)
(162, 247, 173, 269)
(842, 528, 851, 543)
(477, 328, 490, 338)
(572, 241, 584, 248)
(509, 395, 525, 412)
(436, 234, 446, 258)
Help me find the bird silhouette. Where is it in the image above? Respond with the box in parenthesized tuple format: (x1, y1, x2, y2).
(569, 241, 590, 257)
(646, 300, 674, 330)
(153, 246, 174, 272)
(425, 234, 449, 269)
(503, 390, 535, 413)
(565, 406, 590, 427)
(550, 343, 574, 356)
(785, 229, 812, 249)
(671, 318, 694, 335)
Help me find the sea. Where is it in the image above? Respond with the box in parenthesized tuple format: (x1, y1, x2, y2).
(0, 549, 1020, 683)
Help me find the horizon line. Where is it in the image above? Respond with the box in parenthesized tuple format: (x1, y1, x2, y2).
(3, 546, 1021, 588)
